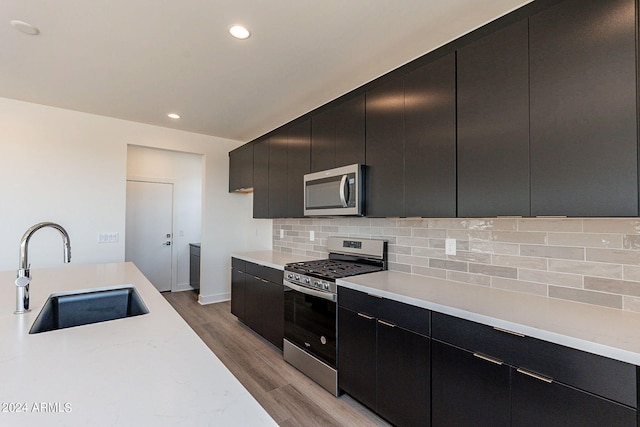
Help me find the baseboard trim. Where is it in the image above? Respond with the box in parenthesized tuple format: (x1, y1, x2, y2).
(198, 292, 231, 305)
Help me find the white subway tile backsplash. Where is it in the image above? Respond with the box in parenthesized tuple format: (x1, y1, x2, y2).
(273, 217, 640, 312)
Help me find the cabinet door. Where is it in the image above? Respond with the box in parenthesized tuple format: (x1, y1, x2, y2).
(286, 120, 310, 218)
(377, 322, 430, 427)
(404, 53, 456, 217)
(529, 0, 637, 216)
(244, 275, 264, 334)
(311, 107, 336, 172)
(337, 307, 377, 409)
(365, 78, 405, 217)
(431, 340, 510, 427)
(229, 143, 253, 192)
(268, 131, 288, 218)
(311, 95, 366, 173)
(230, 268, 245, 321)
(457, 19, 530, 217)
(252, 139, 270, 218)
(334, 95, 365, 168)
(262, 280, 284, 349)
(512, 368, 636, 427)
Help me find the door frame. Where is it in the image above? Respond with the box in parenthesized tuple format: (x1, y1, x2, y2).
(126, 176, 178, 291)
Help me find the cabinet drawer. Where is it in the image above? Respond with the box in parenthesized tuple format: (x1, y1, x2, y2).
(245, 262, 283, 284)
(432, 312, 637, 408)
(338, 287, 430, 336)
(231, 257, 246, 271)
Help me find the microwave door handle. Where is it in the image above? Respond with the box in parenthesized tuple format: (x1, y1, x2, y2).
(339, 174, 349, 207)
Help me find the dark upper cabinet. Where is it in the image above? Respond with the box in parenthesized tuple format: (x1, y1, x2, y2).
(268, 132, 289, 218)
(404, 53, 457, 217)
(252, 138, 269, 218)
(529, 0, 638, 216)
(457, 19, 530, 217)
(311, 95, 365, 172)
(228, 143, 254, 192)
(365, 78, 405, 217)
(286, 119, 311, 218)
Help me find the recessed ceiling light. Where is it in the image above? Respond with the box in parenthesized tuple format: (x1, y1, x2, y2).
(10, 20, 40, 35)
(167, 113, 181, 119)
(228, 25, 251, 40)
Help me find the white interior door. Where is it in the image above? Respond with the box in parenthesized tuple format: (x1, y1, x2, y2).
(125, 180, 173, 292)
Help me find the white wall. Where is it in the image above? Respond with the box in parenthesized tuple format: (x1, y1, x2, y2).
(0, 97, 272, 303)
(127, 145, 203, 291)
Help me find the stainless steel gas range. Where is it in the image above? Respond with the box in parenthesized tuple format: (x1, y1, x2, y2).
(283, 237, 387, 396)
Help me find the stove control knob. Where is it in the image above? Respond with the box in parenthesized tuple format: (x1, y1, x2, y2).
(313, 281, 320, 287)
(287, 273, 293, 279)
(304, 278, 310, 284)
(323, 283, 330, 290)
(295, 275, 300, 281)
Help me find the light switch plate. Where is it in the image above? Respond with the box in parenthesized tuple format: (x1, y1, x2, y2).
(310, 230, 315, 241)
(280, 229, 284, 239)
(445, 238, 456, 256)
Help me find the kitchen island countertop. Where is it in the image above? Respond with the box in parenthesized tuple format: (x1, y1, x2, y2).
(0, 262, 277, 427)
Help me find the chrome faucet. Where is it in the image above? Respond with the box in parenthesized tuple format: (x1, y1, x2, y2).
(15, 222, 71, 314)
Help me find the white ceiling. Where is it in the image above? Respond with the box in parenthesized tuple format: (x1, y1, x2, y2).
(1, 0, 531, 142)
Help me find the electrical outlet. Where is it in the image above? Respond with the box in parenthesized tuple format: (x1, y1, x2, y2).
(310, 230, 315, 241)
(445, 238, 456, 256)
(280, 229, 284, 239)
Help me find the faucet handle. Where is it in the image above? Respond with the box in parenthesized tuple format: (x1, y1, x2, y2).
(16, 268, 30, 287)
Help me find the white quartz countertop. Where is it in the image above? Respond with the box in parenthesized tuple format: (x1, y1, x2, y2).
(231, 251, 316, 270)
(0, 262, 277, 427)
(338, 271, 640, 366)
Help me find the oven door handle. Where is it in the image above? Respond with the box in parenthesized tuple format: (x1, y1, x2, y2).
(283, 280, 337, 302)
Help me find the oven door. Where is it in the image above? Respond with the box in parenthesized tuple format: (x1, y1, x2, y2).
(283, 280, 337, 368)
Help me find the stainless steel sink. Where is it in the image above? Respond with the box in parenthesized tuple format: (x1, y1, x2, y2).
(29, 285, 149, 334)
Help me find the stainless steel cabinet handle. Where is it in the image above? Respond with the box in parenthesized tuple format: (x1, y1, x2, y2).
(493, 326, 526, 338)
(357, 312, 375, 320)
(339, 174, 348, 207)
(473, 353, 503, 365)
(378, 319, 396, 328)
(517, 368, 553, 384)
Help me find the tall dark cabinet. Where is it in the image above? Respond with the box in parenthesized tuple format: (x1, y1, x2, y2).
(365, 78, 405, 218)
(252, 138, 270, 218)
(404, 53, 457, 217)
(311, 95, 365, 172)
(529, 0, 638, 216)
(268, 132, 289, 218)
(457, 19, 530, 217)
(286, 119, 311, 218)
(228, 143, 253, 192)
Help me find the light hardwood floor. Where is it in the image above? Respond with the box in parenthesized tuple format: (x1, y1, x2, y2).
(164, 290, 391, 427)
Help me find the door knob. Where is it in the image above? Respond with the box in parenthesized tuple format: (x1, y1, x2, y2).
(163, 241, 171, 246)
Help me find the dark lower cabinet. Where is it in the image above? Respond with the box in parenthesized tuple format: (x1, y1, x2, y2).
(338, 288, 431, 427)
(230, 260, 246, 321)
(432, 311, 638, 427)
(189, 244, 200, 291)
(231, 259, 284, 349)
(377, 320, 430, 427)
(243, 274, 264, 335)
(431, 340, 510, 427)
(511, 369, 636, 427)
(337, 307, 377, 410)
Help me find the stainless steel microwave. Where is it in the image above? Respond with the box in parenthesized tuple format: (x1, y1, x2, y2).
(304, 164, 364, 216)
